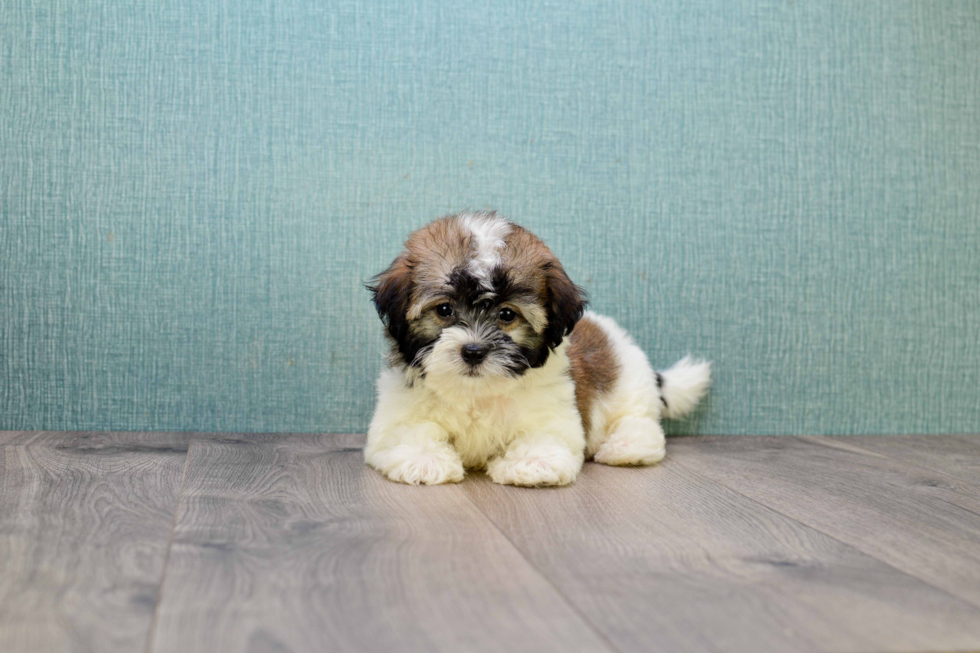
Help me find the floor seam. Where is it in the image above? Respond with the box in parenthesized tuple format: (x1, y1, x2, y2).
(458, 481, 624, 653)
(792, 436, 980, 521)
(143, 432, 195, 653)
(668, 448, 980, 617)
(800, 435, 980, 491)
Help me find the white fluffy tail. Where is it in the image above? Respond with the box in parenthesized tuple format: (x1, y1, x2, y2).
(658, 356, 712, 419)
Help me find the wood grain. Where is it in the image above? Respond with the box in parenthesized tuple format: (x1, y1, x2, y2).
(149, 433, 611, 653)
(462, 458, 980, 653)
(7, 431, 980, 653)
(0, 431, 190, 653)
(671, 436, 980, 610)
(812, 434, 980, 486)
(0, 431, 28, 445)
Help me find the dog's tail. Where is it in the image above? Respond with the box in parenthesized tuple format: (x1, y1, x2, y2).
(657, 356, 712, 419)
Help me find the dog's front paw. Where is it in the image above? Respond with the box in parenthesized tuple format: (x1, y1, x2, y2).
(594, 416, 666, 466)
(369, 444, 465, 486)
(487, 445, 581, 487)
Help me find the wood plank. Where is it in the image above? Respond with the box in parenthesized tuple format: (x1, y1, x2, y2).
(0, 431, 190, 653)
(0, 431, 28, 445)
(462, 457, 980, 653)
(150, 433, 611, 653)
(670, 436, 980, 610)
(813, 434, 980, 486)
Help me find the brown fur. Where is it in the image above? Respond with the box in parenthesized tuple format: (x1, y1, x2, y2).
(501, 224, 553, 297)
(567, 315, 620, 436)
(396, 214, 566, 322)
(403, 216, 472, 296)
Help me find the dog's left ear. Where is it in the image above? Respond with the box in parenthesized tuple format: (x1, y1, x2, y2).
(543, 261, 586, 349)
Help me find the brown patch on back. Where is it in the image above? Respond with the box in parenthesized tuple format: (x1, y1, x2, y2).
(567, 315, 620, 436)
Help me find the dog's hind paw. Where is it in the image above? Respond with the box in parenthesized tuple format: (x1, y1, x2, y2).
(594, 416, 666, 466)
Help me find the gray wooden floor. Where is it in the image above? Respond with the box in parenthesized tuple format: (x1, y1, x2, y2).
(2, 432, 980, 653)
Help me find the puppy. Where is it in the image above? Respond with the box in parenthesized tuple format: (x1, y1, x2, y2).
(365, 211, 711, 487)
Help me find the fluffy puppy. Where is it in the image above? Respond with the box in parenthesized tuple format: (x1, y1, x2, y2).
(365, 211, 711, 487)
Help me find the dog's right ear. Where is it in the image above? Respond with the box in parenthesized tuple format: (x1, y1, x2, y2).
(367, 254, 414, 343)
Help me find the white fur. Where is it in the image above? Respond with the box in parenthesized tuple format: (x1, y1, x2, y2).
(366, 341, 584, 486)
(580, 313, 669, 463)
(459, 212, 510, 288)
(659, 355, 712, 419)
(365, 310, 711, 487)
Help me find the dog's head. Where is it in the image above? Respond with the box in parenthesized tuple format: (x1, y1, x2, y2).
(368, 212, 586, 386)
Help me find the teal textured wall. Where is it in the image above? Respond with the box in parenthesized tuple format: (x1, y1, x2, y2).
(2, 1, 978, 435)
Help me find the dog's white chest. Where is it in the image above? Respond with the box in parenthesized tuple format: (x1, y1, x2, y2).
(436, 393, 518, 468)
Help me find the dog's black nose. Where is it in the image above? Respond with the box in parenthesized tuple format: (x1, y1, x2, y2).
(461, 344, 489, 365)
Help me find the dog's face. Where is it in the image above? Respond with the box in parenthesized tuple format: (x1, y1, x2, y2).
(369, 212, 586, 386)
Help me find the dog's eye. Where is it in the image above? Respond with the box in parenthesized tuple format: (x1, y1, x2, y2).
(436, 303, 454, 318)
(498, 308, 516, 323)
